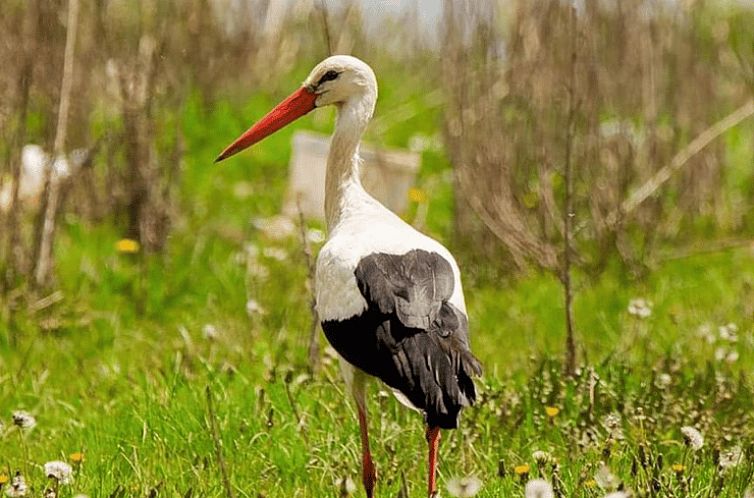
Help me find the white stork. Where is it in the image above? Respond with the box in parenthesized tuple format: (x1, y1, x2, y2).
(216, 55, 481, 498)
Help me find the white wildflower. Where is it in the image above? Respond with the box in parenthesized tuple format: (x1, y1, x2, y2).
(726, 350, 739, 363)
(524, 479, 554, 498)
(44, 461, 73, 485)
(11, 411, 36, 430)
(604, 492, 631, 498)
(627, 298, 652, 318)
(601, 412, 625, 440)
(744, 487, 754, 498)
(337, 476, 356, 495)
(262, 247, 287, 261)
(698, 323, 715, 343)
(202, 324, 218, 341)
(245, 299, 265, 316)
(718, 323, 738, 342)
(306, 228, 325, 244)
(655, 373, 672, 389)
(680, 426, 704, 450)
(594, 464, 620, 490)
(446, 476, 482, 498)
(719, 445, 743, 470)
(6, 473, 28, 497)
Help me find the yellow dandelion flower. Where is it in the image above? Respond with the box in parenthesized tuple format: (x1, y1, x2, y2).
(408, 187, 427, 203)
(671, 464, 685, 473)
(70, 452, 85, 463)
(545, 406, 560, 417)
(514, 464, 530, 475)
(116, 238, 140, 254)
(584, 479, 597, 488)
(0, 473, 8, 484)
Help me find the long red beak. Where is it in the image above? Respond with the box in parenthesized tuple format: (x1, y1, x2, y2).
(215, 86, 317, 163)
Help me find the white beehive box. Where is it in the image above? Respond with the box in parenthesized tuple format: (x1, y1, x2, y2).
(283, 131, 420, 220)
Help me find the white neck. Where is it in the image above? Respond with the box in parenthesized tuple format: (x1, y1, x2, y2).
(324, 94, 375, 230)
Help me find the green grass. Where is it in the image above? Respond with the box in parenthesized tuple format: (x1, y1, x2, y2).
(1, 94, 753, 497)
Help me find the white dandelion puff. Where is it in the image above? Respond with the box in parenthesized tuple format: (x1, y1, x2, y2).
(44, 461, 73, 485)
(446, 476, 482, 497)
(202, 324, 219, 341)
(245, 299, 265, 316)
(718, 323, 738, 342)
(601, 412, 625, 440)
(655, 373, 672, 390)
(11, 411, 36, 430)
(719, 445, 743, 470)
(262, 247, 288, 261)
(594, 464, 620, 490)
(306, 228, 325, 244)
(524, 479, 554, 498)
(6, 473, 29, 497)
(680, 426, 704, 450)
(604, 492, 631, 498)
(337, 476, 356, 496)
(627, 298, 652, 318)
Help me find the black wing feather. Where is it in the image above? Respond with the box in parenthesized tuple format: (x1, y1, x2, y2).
(322, 249, 482, 429)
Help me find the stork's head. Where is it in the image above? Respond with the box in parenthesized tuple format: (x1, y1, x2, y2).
(215, 55, 377, 163)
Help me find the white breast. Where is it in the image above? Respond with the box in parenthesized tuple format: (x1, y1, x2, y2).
(315, 189, 466, 322)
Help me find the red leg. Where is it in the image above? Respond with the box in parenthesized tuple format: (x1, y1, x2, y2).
(358, 405, 377, 498)
(426, 425, 441, 497)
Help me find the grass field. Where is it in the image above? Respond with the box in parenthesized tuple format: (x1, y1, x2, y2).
(1, 90, 753, 498)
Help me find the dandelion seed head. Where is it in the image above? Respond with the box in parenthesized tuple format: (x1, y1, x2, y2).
(245, 299, 265, 316)
(655, 373, 672, 389)
(44, 461, 73, 485)
(680, 426, 704, 450)
(11, 411, 36, 430)
(594, 464, 620, 490)
(262, 247, 287, 261)
(6, 472, 28, 497)
(524, 479, 554, 498)
(604, 492, 631, 498)
(446, 476, 482, 497)
(202, 324, 219, 340)
(306, 228, 325, 244)
(337, 476, 356, 495)
(719, 445, 743, 470)
(627, 298, 652, 318)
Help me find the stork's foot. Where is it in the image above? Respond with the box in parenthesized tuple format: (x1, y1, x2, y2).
(362, 450, 377, 498)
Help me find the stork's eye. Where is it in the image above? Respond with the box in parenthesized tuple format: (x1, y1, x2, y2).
(319, 70, 340, 85)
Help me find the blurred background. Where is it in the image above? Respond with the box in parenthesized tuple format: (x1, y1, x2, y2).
(1, 0, 753, 366)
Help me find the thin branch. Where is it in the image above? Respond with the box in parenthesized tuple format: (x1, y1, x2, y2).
(606, 100, 754, 227)
(295, 198, 321, 375)
(562, 4, 578, 378)
(205, 386, 236, 498)
(33, 0, 81, 287)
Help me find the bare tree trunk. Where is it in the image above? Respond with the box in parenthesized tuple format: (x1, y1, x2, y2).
(2, 0, 39, 292)
(33, 0, 80, 288)
(562, 5, 578, 378)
